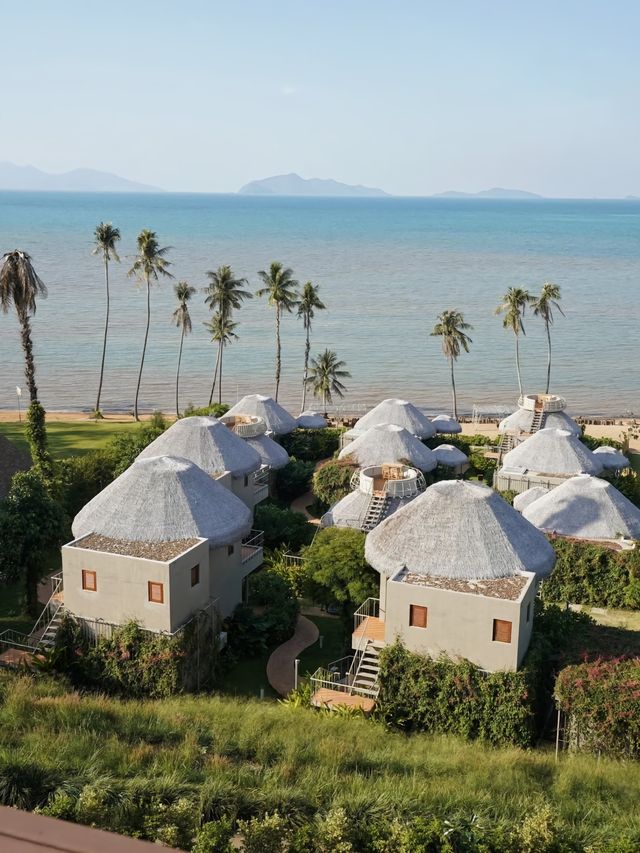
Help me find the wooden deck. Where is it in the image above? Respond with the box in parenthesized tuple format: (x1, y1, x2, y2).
(311, 688, 376, 713)
(0, 648, 34, 668)
(353, 616, 385, 644)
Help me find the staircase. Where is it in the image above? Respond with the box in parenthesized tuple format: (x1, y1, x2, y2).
(530, 410, 546, 433)
(34, 609, 64, 650)
(349, 640, 382, 698)
(361, 493, 389, 531)
(498, 433, 515, 456)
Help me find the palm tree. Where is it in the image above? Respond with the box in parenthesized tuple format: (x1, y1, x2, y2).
(430, 309, 473, 420)
(256, 261, 299, 401)
(495, 287, 532, 397)
(305, 349, 351, 411)
(531, 282, 564, 394)
(172, 281, 196, 418)
(92, 222, 121, 417)
(128, 230, 172, 421)
(297, 281, 326, 412)
(202, 266, 252, 406)
(204, 312, 239, 405)
(0, 251, 52, 474)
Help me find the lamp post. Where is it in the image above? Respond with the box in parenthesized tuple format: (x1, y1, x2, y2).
(16, 386, 22, 422)
(294, 658, 300, 690)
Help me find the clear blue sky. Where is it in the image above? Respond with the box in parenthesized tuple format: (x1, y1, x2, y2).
(2, 0, 639, 196)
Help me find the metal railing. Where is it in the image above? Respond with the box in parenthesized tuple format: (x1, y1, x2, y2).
(518, 394, 567, 412)
(0, 629, 39, 656)
(29, 573, 64, 641)
(350, 468, 426, 499)
(310, 655, 355, 695)
(353, 598, 380, 634)
(221, 415, 267, 438)
(241, 529, 264, 564)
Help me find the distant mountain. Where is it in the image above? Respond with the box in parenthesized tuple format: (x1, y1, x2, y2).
(0, 162, 162, 192)
(433, 187, 542, 199)
(238, 173, 389, 197)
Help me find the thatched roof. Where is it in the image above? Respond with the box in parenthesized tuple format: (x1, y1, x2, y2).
(297, 411, 328, 429)
(338, 424, 437, 472)
(137, 416, 261, 477)
(244, 434, 290, 470)
(352, 399, 436, 438)
(499, 408, 580, 436)
(522, 474, 640, 541)
(513, 486, 550, 513)
(322, 490, 417, 530)
(502, 428, 604, 476)
(433, 444, 468, 467)
(365, 480, 556, 580)
(431, 414, 462, 434)
(0, 434, 30, 499)
(73, 455, 252, 549)
(592, 446, 630, 470)
(226, 395, 297, 435)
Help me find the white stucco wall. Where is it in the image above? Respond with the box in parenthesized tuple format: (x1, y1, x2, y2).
(381, 573, 536, 672)
(209, 541, 263, 617)
(229, 473, 257, 510)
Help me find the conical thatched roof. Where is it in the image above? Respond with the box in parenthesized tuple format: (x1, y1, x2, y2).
(226, 395, 297, 435)
(297, 411, 328, 429)
(499, 408, 580, 436)
(365, 480, 556, 580)
(137, 417, 261, 477)
(522, 474, 640, 541)
(73, 456, 252, 548)
(502, 428, 603, 476)
(433, 444, 469, 467)
(431, 414, 462, 434)
(352, 399, 436, 438)
(592, 446, 630, 470)
(244, 434, 290, 470)
(339, 424, 437, 472)
(513, 486, 550, 513)
(322, 490, 417, 530)
(0, 434, 30, 499)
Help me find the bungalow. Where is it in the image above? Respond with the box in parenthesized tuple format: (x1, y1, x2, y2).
(338, 423, 437, 472)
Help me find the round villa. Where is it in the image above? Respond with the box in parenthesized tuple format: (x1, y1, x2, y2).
(65, 455, 263, 631)
(341, 398, 436, 447)
(361, 480, 556, 672)
(338, 423, 437, 472)
(431, 414, 462, 434)
(136, 416, 263, 509)
(432, 443, 469, 474)
(297, 411, 328, 429)
(225, 394, 297, 435)
(499, 393, 580, 437)
(592, 445, 630, 472)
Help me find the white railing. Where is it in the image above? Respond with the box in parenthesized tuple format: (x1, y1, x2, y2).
(241, 530, 264, 564)
(29, 573, 64, 641)
(221, 415, 267, 438)
(353, 598, 380, 634)
(351, 467, 426, 498)
(0, 628, 39, 657)
(518, 394, 567, 413)
(310, 655, 354, 695)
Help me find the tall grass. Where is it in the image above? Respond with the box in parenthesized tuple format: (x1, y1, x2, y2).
(0, 673, 639, 849)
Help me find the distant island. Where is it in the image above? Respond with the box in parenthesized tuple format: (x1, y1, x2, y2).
(433, 187, 542, 199)
(238, 172, 390, 197)
(0, 162, 162, 193)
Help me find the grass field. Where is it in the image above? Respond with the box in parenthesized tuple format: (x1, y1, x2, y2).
(0, 420, 139, 457)
(0, 672, 639, 850)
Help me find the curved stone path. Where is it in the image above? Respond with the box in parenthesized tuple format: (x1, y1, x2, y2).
(266, 614, 319, 696)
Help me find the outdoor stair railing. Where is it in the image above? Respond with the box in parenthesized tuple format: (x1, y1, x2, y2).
(29, 573, 64, 642)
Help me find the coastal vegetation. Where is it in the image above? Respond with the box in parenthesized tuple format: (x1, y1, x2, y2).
(172, 281, 196, 418)
(91, 222, 121, 418)
(297, 281, 326, 411)
(305, 348, 351, 410)
(256, 261, 300, 402)
(495, 286, 532, 396)
(430, 309, 473, 420)
(531, 282, 564, 394)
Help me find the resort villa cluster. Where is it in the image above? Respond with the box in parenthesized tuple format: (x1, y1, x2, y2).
(16, 392, 640, 711)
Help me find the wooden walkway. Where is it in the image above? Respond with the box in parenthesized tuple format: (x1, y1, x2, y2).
(353, 616, 385, 644)
(311, 688, 376, 713)
(266, 615, 319, 695)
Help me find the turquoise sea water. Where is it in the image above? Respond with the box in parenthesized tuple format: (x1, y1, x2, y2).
(0, 192, 638, 416)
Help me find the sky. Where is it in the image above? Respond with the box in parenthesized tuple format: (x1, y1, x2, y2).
(1, 0, 639, 197)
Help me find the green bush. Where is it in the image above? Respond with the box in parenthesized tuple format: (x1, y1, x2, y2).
(182, 403, 230, 418)
(312, 459, 353, 508)
(579, 433, 623, 451)
(249, 568, 300, 645)
(275, 458, 315, 504)
(106, 414, 169, 477)
(253, 502, 314, 551)
(279, 428, 344, 462)
(193, 819, 234, 852)
(606, 471, 640, 508)
(56, 450, 119, 518)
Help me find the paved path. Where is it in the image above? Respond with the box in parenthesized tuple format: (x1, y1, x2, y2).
(290, 490, 321, 524)
(266, 614, 320, 696)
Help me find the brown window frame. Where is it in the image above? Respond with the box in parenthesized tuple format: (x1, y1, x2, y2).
(148, 581, 164, 604)
(191, 564, 200, 587)
(492, 618, 512, 643)
(409, 604, 428, 629)
(82, 569, 97, 592)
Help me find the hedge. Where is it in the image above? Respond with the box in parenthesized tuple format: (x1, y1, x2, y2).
(312, 460, 353, 508)
(279, 428, 343, 462)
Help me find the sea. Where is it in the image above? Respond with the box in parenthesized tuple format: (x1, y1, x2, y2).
(0, 192, 638, 417)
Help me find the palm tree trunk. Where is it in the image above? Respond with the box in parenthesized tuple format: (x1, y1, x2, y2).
(134, 274, 151, 422)
(209, 343, 221, 407)
(301, 325, 310, 412)
(176, 326, 185, 419)
(515, 333, 523, 398)
(545, 321, 552, 394)
(95, 256, 109, 414)
(275, 304, 281, 402)
(18, 307, 38, 403)
(450, 357, 457, 420)
(218, 345, 223, 405)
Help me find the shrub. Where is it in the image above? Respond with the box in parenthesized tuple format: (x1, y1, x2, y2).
(249, 568, 300, 645)
(193, 819, 234, 852)
(275, 458, 314, 504)
(182, 403, 230, 418)
(279, 428, 343, 462)
(580, 433, 623, 451)
(107, 415, 169, 477)
(312, 460, 354, 508)
(606, 471, 640, 508)
(237, 811, 289, 853)
(253, 502, 314, 551)
(56, 450, 118, 518)
(266, 548, 309, 598)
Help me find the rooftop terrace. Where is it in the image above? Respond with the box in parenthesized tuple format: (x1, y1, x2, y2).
(71, 534, 202, 561)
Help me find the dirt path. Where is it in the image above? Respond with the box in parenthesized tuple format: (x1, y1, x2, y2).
(266, 614, 319, 696)
(290, 490, 321, 524)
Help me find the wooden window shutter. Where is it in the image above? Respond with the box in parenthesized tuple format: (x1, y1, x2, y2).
(148, 582, 164, 604)
(492, 619, 512, 643)
(409, 604, 428, 628)
(82, 569, 97, 592)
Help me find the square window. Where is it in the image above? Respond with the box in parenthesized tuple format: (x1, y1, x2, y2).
(148, 581, 164, 604)
(492, 619, 512, 643)
(191, 564, 200, 587)
(409, 604, 428, 628)
(227, 544, 235, 557)
(82, 569, 97, 592)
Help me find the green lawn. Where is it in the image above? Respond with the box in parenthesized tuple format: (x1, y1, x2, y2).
(0, 580, 34, 635)
(297, 614, 345, 678)
(0, 420, 140, 458)
(217, 651, 278, 700)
